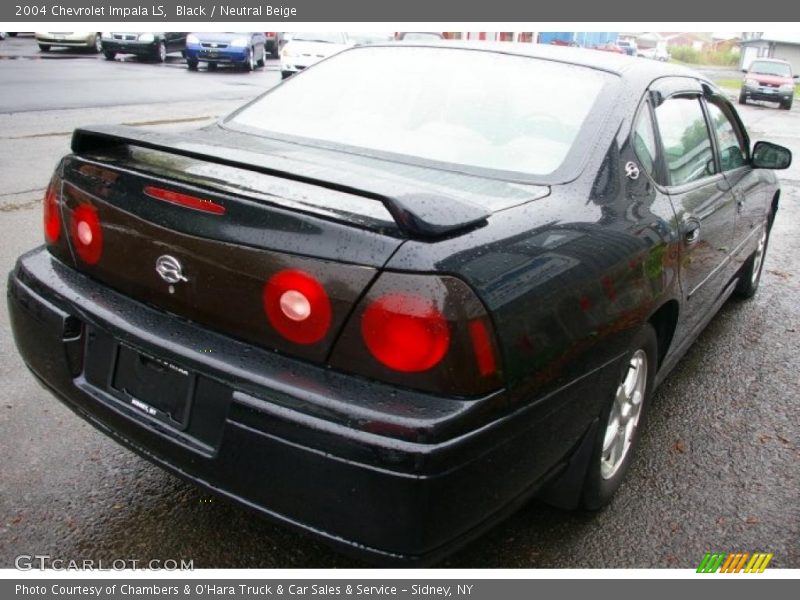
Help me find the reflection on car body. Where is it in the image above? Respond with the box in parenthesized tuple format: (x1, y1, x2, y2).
(8, 42, 792, 565)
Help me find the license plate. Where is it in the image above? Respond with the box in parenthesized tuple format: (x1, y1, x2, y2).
(112, 345, 192, 428)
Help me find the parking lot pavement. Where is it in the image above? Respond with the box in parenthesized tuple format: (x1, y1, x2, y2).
(0, 38, 798, 568)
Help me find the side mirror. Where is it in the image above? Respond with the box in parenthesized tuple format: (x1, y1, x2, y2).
(752, 141, 792, 170)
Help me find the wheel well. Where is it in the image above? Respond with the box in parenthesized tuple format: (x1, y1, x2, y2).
(648, 300, 679, 370)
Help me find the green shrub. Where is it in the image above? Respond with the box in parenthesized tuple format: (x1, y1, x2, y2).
(669, 45, 739, 66)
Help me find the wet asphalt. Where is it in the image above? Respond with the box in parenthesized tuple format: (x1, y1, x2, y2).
(0, 34, 798, 569)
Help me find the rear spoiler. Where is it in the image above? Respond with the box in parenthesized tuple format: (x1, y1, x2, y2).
(71, 125, 490, 239)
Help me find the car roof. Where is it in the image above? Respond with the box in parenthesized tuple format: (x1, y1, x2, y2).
(360, 41, 707, 86)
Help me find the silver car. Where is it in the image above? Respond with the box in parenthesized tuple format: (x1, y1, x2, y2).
(35, 32, 103, 53)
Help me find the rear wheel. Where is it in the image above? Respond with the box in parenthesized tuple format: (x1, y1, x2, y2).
(92, 34, 102, 53)
(281, 70, 292, 79)
(257, 46, 266, 67)
(734, 225, 769, 299)
(245, 48, 256, 71)
(103, 50, 116, 60)
(38, 44, 50, 52)
(581, 324, 657, 510)
(738, 90, 747, 105)
(187, 59, 199, 71)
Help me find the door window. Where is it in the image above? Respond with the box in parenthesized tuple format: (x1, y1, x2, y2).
(705, 101, 748, 172)
(654, 96, 716, 186)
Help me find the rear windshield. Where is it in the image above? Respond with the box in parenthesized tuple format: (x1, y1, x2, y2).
(228, 46, 614, 178)
(749, 61, 792, 77)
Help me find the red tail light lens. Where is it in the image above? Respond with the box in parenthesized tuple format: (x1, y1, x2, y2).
(263, 269, 332, 344)
(70, 204, 103, 265)
(43, 177, 62, 243)
(361, 293, 450, 372)
(468, 319, 497, 377)
(330, 272, 503, 396)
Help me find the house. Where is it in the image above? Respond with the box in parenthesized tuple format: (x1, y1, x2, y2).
(739, 32, 800, 71)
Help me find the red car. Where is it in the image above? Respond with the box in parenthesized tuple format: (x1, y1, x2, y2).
(740, 58, 797, 110)
(594, 42, 626, 54)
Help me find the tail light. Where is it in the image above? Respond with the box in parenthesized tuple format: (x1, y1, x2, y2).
(361, 293, 450, 372)
(43, 175, 62, 243)
(263, 269, 332, 344)
(69, 204, 103, 265)
(330, 272, 503, 396)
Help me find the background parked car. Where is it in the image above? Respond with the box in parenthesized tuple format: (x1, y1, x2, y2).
(395, 32, 445, 41)
(594, 42, 626, 54)
(184, 32, 267, 72)
(279, 32, 351, 79)
(638, 47, 670, 61)
(35, 32, 102, 53)
(264, 32, 279, 58)
(616, 39, 637, 56)
(740, 58, 797, 110)
(347, 32, 395, 45)
(100, 33, 186, 62)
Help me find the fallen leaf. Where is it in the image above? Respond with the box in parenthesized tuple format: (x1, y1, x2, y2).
(675, 439, 686, 453)
(745, 516, 759, 525)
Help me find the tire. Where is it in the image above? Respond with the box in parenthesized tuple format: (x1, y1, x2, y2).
(9, 32, 17, 37)
(92, 34, 102, 53)
(207, 62, 217, 71)
(187, 59, 199, 71)
(580, 324, 657, 510)
(103, 51, 116, 60)
(154, 41, 166, 63)
(245, 48, 256, 72)
(738, 90, 747, 105)
(38, 44, 50, 52)
(257, 46, 266, 67)
(281, 71, 292, 80)
(734, 224, 770, 299)
(782, 97, 793, 110)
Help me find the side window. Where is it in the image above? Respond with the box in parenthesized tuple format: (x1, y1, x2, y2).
(705, 100, 748, 172)
(632, 104, 660, 179)
(654, 96, 717, 186)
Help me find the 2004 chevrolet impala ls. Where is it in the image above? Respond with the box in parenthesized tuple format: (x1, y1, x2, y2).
(7, 43, 792, 564)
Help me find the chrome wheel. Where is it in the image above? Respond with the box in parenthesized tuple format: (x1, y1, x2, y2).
(157, 42, 166, 62)
(751, 229, 767, 286)
(601, 350, 648, 480)
(94, 34, 102, 53)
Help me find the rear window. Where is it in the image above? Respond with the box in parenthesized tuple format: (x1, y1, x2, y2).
(749, 61, 792, 77)
(228, 46, 615, 178)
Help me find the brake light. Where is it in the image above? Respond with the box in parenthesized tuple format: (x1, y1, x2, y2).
(263, 269, 332, 344)
(361, 293, 450, 372)
(70, 204, 103, 264)
(43, 177, 62, 243)
(144, 186, 226, 215)
(329, 272, 503, 396)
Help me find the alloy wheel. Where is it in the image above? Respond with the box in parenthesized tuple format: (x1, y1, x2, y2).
(601, 350, 648, 479)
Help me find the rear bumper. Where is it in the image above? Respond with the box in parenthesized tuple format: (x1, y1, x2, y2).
(8, 248, 609, 563)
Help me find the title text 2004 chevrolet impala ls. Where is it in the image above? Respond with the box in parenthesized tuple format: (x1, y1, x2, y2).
(7, 43, 792, 563)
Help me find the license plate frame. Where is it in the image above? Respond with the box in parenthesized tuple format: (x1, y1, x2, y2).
(111, 344, 194, 429)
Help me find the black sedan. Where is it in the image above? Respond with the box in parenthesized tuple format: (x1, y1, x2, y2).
(7, 43, 791, 564)
(101, 32, 187, 62)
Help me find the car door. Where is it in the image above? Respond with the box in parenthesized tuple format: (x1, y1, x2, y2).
(703, 94, 768, 267)
(651, 81, 737, 335)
